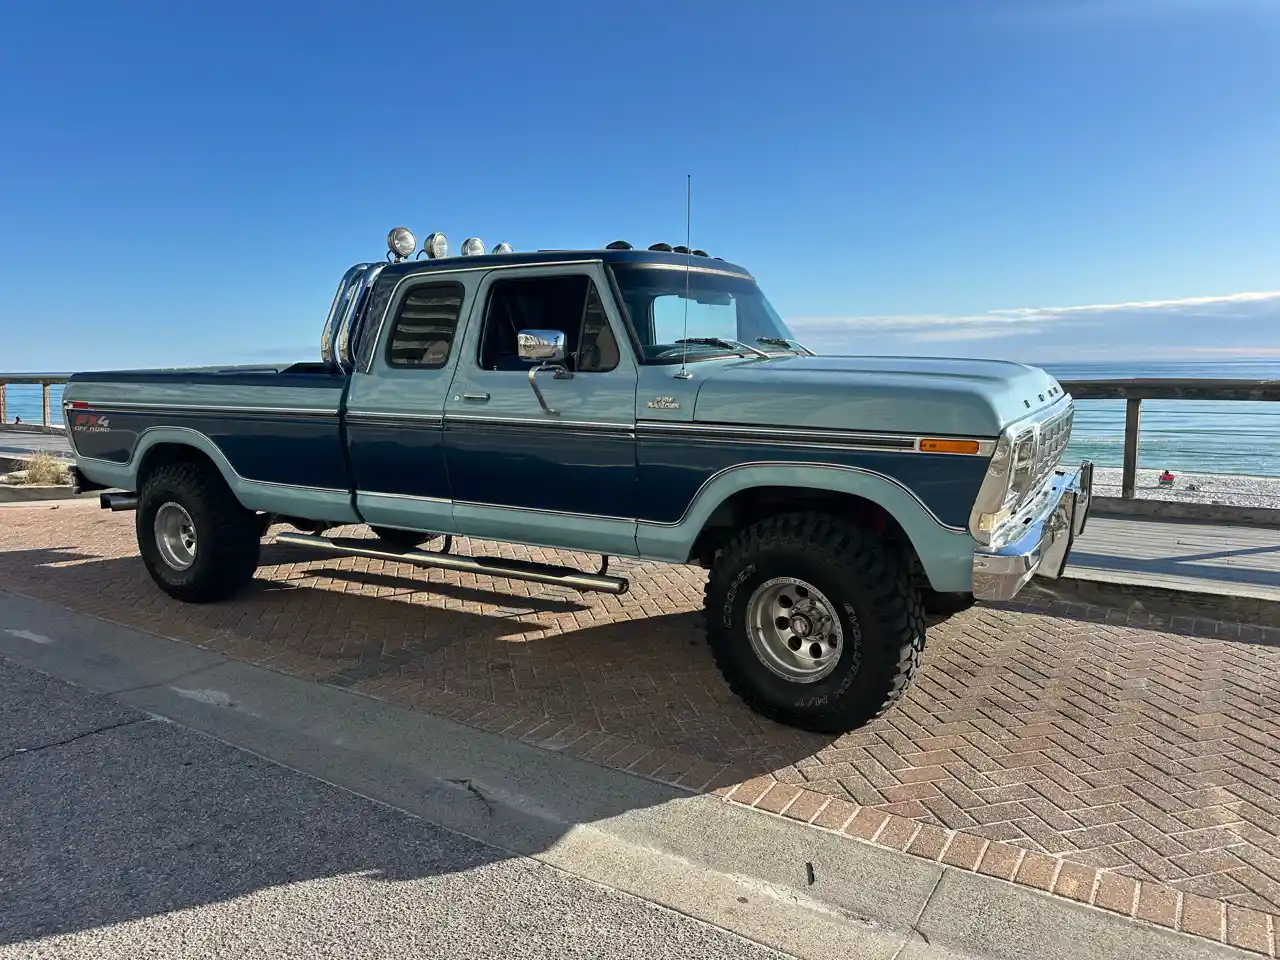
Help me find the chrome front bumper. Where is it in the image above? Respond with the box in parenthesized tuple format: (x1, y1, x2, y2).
(971, 460, 1094, 602)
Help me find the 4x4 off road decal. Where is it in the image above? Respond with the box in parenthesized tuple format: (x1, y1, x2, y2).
(71, 413, 111, 433)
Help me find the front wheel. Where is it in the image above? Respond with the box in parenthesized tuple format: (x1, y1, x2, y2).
(137, 461, 262, 603)
(704, 512, 926, 734)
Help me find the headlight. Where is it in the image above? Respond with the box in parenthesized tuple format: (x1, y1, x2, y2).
(969, 427, 1039, 547)
(1009, 430, 1039, 499)
(460, 237, 485, 257)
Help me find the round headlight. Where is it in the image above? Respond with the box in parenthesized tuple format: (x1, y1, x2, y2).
(461, 237, 485, 257)
(648, 242, 673, 252)
(387, 226, 416, 259)
(491, 242, 514, 254)
(422, 232, 448, 259)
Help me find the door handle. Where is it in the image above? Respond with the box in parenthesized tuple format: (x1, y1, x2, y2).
(461, 392, 490, 402)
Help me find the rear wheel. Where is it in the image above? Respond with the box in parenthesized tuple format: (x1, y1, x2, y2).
(137, 461, 261, 603)
(370, 526, 440, 550)
(704, 512, 926, 733)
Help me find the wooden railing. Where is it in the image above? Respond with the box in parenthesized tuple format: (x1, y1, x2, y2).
(1058, 378, 1280, 499)
(0, 373, 71, 428)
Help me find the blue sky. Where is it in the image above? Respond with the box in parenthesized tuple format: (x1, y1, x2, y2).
(2, 0, 1278, 370)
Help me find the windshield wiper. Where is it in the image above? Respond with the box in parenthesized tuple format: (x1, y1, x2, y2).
(756, 336, 815, 356)
(675, 337, 771, 359)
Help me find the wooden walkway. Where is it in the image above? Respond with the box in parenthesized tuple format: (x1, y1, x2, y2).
(1068, 515, 1280, 601)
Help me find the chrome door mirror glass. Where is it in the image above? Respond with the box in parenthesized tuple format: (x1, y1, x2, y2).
(517, 330, 566, 364)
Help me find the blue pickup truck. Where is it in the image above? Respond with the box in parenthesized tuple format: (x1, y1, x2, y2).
(65, 228, 1092, 733)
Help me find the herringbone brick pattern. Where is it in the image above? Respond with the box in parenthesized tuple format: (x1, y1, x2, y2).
(3, 502, 1280, 916)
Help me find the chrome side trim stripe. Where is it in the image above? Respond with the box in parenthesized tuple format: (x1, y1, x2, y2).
(70, 401, 340, 418)
(71, 402, 993, 456)
(637, 421, 995, 456)
(347, 412, 445, 427)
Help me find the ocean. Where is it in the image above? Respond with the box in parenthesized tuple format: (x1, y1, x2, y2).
(4, 358, 1278, 477)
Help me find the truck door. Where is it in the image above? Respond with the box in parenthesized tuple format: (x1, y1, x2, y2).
(345, 271, 483, 535)
(443, 263, 639, 557)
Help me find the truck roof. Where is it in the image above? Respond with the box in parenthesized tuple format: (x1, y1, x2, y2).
(376, 247, 755, 281)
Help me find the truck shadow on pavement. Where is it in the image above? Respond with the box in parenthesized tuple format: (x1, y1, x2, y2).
(0, 657, 715, 950)
(8, 532, 1280, 945)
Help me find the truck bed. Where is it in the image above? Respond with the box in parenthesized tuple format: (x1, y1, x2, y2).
(64, 364, 352, 493)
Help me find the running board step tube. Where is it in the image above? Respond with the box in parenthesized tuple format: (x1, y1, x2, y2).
(273, 531, 629, 595)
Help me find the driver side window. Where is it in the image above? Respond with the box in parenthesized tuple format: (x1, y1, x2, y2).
(477, 274, 620, 373)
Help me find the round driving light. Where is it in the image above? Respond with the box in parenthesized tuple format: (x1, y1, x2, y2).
(491, 242, 514, 254)
(672, 245, 691, 254)
(605, 240, 633, 250)
(692, 249, 709, 257)
(460, 237, 485, 257)
(387, 226, 416, 259)
(648, 242, 673, 252)
(422, 232, 448, 259)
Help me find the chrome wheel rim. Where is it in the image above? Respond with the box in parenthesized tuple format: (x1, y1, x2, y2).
(746, 577, 844, 683)
(154, 502, 197, 571)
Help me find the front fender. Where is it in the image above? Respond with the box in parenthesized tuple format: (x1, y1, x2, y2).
(635, 462, 978, 594)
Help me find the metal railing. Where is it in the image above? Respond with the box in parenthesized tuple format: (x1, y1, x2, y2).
(1059, 378, 1280, 499)
(0, 373, 70, 428)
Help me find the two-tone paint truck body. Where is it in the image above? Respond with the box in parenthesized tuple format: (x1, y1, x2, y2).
(66, 234, 1091, 732)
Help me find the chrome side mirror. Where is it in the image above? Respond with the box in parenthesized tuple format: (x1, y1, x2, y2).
(517, 329, 566, 364)
(518, 329, 571, 415)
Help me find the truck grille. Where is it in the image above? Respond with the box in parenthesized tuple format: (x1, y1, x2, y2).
(1031, 403, 1074, 495)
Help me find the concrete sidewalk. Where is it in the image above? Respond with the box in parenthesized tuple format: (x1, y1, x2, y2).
(0, 590, 1254, 960)
(0, 647, 786, 960)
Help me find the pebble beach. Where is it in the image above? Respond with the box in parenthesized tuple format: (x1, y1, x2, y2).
(1091, 466, 1280, 510)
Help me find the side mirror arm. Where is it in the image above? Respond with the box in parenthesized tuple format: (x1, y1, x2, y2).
(528, 362, 573, 416)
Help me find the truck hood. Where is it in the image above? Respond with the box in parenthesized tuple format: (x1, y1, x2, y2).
(692, 355, 1065, 437)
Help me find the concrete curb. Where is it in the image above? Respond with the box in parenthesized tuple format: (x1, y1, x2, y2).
(1092, 497, 1280, 529)
(1031, 570, 1280, 632)
(0, 423, 66, 435)
(0, 485, 94, 503)
(0, 589, 1262, 960)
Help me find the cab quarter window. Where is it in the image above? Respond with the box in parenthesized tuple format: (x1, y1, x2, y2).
(478, 275, 619, 373)
(386, 282, 466, 368)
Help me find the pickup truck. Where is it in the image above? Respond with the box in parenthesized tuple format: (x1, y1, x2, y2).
(64, 228, 1092, 734)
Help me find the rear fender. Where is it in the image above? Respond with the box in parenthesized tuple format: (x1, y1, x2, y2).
(79, 427, 358, 524)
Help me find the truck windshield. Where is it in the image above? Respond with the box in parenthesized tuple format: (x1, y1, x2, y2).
(608, 264, 797, 363)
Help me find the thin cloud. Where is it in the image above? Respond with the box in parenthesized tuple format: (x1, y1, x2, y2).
(788, 290, 1280, 362)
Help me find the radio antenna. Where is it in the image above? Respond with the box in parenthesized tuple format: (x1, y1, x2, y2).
(676, 174, 693, 380)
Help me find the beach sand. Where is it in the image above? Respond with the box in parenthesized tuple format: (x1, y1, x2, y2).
(1092, 466, 1280, 509)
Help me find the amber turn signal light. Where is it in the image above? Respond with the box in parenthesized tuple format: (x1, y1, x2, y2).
(920, 438, 982, 455)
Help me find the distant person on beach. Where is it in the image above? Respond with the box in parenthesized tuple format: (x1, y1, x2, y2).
(12, 416, 20, 424)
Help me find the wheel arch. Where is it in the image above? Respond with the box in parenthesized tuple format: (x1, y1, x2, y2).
(135, 434, 235, 491)
(637, 462, 978, 595)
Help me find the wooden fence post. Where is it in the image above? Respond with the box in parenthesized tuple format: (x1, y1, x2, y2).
(1122, 398, 1142, 499)
(0, 383, 6, 424)
(42, 381, 52, 427)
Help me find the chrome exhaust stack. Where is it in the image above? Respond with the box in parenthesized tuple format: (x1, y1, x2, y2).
(274, 531, 629, 595)
(99, 492, 139, 512)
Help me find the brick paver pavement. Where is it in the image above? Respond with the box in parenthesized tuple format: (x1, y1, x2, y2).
(4, 501, 1280, 942)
